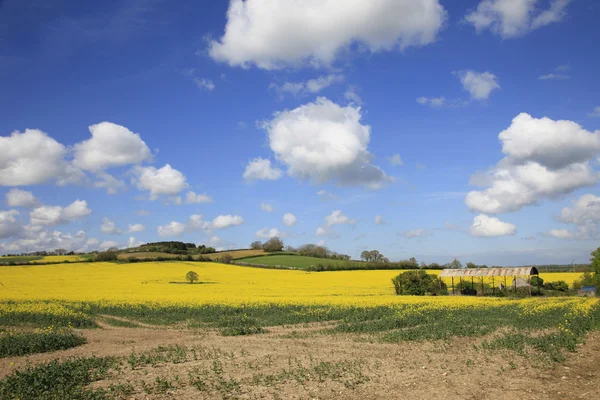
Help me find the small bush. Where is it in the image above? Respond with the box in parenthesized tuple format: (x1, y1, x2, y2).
(461, 287, 477, 296)
(392, 270, 447, 296)
(94, 251, 118, 262)
(0, 328, 86, 358)
(545, 280, 569, 292)
(220, 254, 233, 264)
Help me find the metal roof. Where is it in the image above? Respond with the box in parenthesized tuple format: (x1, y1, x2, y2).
(439, 267, 539, 277)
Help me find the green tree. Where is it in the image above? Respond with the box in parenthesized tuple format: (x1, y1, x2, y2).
(263, 237, 284, 252)
(392, 270, 447, 296)
(360, 250, 371, 262)
(591, 247, 600, 275)
(250, 241, 263, 250)
(185, 271, 199, 284)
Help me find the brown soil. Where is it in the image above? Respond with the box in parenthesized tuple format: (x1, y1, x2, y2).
(1, 320, 598, 400)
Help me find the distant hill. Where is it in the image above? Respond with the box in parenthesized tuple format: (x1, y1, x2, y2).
(234, 254, 354, 269)
(117, 249, 266, 261)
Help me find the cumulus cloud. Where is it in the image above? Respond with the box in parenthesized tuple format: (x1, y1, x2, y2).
(0, 129, 82, 186)
(128, 236, 145, 248)
(465, 0, 571, 38)
(282, 213, 297, 226)
(400, 228, 432, 238)
(94, 172, 126, 195)
(262, 97, 391, 188)
(466, 114, 600, 214)
(499, 113, 600, 169)
(134, 164, 188, 199)
(455, 70, 500, 100)
(127, 223, 145, 233)
(388, 154, 403, 166)
(157, 221, 186, 237)
(260, 203, 274, 212)
(211, 215, 245, 229)
(317, 210, 355, 236)
(185, 191, 212, 204)
(6, 189, 38, 208)
(0, 229, 101, 254)
(101, 217, 122, 234)
(73, 122, 152, 172)
(0, 210, 21, 239)
(270, 74, 344, 97)
(256, 227, 281, 239)
(549, 229, 573, 238)
(29, 200, 91, 226)
(470, 214, 516, 237)
(243, 158, 283, 181)
(209, 0, 447, 69)
(99, 240, 119, 251)
(553, 194, 600, 239)
(374, 215, 384, 225)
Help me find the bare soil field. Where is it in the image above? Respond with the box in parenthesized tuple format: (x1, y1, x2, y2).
(2, 318, 598, 400)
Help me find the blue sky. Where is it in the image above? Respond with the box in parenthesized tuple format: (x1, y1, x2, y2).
(1, 0, 600, 265)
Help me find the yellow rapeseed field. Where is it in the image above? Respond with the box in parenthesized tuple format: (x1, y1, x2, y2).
(35, 255, 84, 263)
(0, 261, 585, 307)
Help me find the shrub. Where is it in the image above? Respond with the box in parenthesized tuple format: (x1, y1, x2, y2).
(545, 280, 569, 292)
(392, 270, 447, 296)
(94, 251, 118, 262)
(530, 276, 544, 287)
(220, 254, 233, 264)
(573, 272, 596, 290)
(461, 287, 477, 296)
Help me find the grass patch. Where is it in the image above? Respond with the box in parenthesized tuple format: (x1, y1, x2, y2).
(0, 356, 118, 399)
(0, 256, 43, 264)
(0, 328, 86, 357)
(234, 254, 354, 269)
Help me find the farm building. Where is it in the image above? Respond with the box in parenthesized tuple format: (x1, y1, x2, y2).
(440, 267, 540, 296)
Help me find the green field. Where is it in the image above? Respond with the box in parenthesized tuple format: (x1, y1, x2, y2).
(0, 256, 43, 263)
(235, 254, 356, 269)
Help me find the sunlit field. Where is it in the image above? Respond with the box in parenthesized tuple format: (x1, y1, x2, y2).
(0, 261, 584, 305)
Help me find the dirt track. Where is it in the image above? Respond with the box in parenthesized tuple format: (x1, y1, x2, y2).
(1, 321, 599, 399)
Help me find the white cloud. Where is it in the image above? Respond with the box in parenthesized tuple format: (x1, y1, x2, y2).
(499, 113, 600, 169)
(466, 114, 600, 214)
(73, 122, 152, 172)
(270, 74, 344, 97)
(282, 213, 297, 226)
(256, 227, 281, 239)
(388, 154, 403, 166)
(157, 221, 186, 237)
(465, 0, 571, 38)
(99, 240, 119, 251)
(324, 210, 355, 227)
(470, 214, 516, 237)
(211, 215, 245, 229)
(94, 172, 126, 195)
(374, 215, 384, 224)
(101, 217, 122, 234)
(416, 96, 446, 107)
(185, 191, 212, 204)
(0, 210, 21, 239)
(538, 73, 569, 80)
(263, 97, 391, 188)
(344, 86, 362, 105)
(317, 190, 338, 201)
(128, 236, 144, 248)
(0, 129, 82, 186)
(62, 200, 92, 220)
(243, 158, 283, 181)
(188, 214, 210, 230)
(134, 164, 188, 199)
(260, 203, 274, 212)
(0, 228, 101, 254)
(127, 223, 145, 233)
(560, 194, 600, 225)
(401, 228, 432, 238)
(29, 200, 91, 227)
(209, 0, 447, 70)
(194, 78, 215, 91)
(549, 229, 573, 238)
(589, 106, 600, 118)
(317, 210, 355, 236)
(136, 210, 151, 216)
(317, 240, 326, 247)
(455, 70, 500, 100)
(6, 189, 38, 208)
